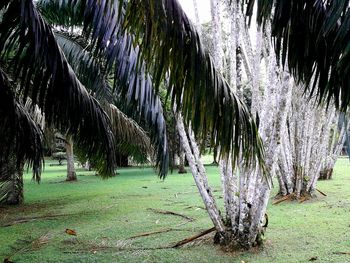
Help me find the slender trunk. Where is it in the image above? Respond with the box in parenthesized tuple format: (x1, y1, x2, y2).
(0, 152, 24, 205)
(178, 151, 187, 174)
(210, 0, 224, 71)
(320, 113, 348, 180)
(192, 0, 202, 37)
(277, 83, 338, 197)
(65, 135, 77, 181)
(175, 113, 225, 232)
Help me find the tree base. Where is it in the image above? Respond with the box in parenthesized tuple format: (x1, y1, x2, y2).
(211, 161, 219, 166)
(178, 166, 187, 174)
(1, 195, 23, 206)
(213, 230, 264, 251)
(319, 168, 333, 180)
(66, 172, 77, 182)
(274, 192, 316, 204)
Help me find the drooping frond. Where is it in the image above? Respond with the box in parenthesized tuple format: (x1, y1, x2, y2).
(123, 0, 264, 168)
(37, 0, 265, 170)
(0, 0, 115, 177)
(38, 1, 169, 177)
(246, 0, 350, 111)
(53, 30, 168, 175)
(54, 31, 114, 102)
(107, 104, 152, 163)
(0, 68, 43, 181)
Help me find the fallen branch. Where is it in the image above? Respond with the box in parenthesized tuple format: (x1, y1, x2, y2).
(174, 191, 197, 196)
(333, 252, 350, 255)
(298, 196, 309, 203)
(63, 245, 173, 254)
(1, 214, 67, 227)
(171, 227, 216, 248)
(273, 194, 292, 205)
(316, 188, 327, 197)
(184, 206, 205, 210)
(127, 228, 174, 239)
(147, 208, 194, 221)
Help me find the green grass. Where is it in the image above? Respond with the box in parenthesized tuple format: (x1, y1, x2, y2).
(1, 158, 350, 262)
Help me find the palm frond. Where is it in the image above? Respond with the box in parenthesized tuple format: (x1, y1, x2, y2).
(0, 68, 43, 181)
(54, 31, 114, 102)
(52, 29, 168, 175)
(107, 104, 152, 163)
(37, 0, 265, 170)
(246, 0, 350, 110)
(38, 1, 169, 177)
(123, 0, 264, 168)
(0, 0, 115, 177)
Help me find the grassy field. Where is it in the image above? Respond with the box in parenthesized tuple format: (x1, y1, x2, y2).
(1, 158, 350, 263)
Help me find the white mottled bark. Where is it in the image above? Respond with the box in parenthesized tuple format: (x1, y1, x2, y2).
(247, 37, 291, 244)
(210, 0, 239, 229)
(65, 135, 77, 181)
(210, 0, 224, 71)
(176, 113, 225, 232)
(192, 0, 202, 37)
(227, 1, 237, 90)
(320, 113, 349, 179)
(249, 28, 263, 118)
(277, 82, 338, 196)
(307, 108, 335, 190)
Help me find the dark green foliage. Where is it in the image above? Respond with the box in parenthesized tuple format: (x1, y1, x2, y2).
(246, 0, 350, 111)
(0, 69, 43, 204)
(124, 0, 264, 169)
(1, 0, 266, 183)
(0, 0, 116, 177)
(0, 69, 43, 181)
(37, 0, 265, 171)
(38, 0, 170, 177)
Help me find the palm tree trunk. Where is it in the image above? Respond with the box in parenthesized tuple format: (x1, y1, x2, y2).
(0, 152, 24, 205)
(277, 84, 338, 197)
(175, 112, 225, 232)
(65, 135, 77, 181)
(319, 114, 348, 180)
(178, 150, 187, 174)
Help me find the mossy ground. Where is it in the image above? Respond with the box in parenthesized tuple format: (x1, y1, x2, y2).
(1, 158, 350, 262)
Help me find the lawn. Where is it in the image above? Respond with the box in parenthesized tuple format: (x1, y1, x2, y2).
(1, 158, 350, 263)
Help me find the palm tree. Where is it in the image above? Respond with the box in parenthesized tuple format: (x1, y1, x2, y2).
(0, 0, 163, 203)
(0, 69, 43, 204)
(0, 0, 264, 212)
(35, 0, 264, 166)
(53, 31, 157, 181)
(246, 0, 350, 111)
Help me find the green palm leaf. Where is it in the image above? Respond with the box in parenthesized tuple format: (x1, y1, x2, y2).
(0, 68, 43, 182)
(0, 0, 116, 177)
(53, 30, 169, 176)
(107, 104, 152, 163)
(37, 0, 265, 170)
(246, 0, 350, 110)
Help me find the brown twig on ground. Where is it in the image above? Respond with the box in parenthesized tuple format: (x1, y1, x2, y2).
(184, 206, 205, 210)
(298, 196, 309, 203)
(174, 191, 197, 196)
(333, 251, 350, 255)
(63, 245, 173, 254)
(1, 214, 67, 227)
(316, 188, 327, 196)
(127, 228, 175, 239)
(171, 227, 216, 248)
(273, 194, 292, 205)
(147, 208, 194, 221)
